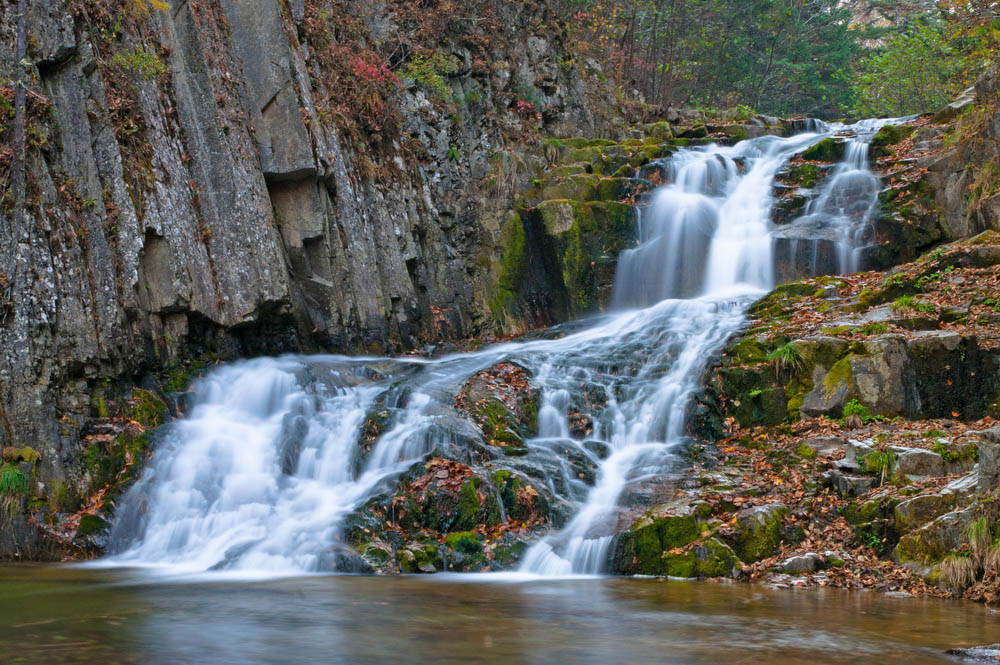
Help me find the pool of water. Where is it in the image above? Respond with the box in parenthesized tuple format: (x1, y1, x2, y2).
(0, 566, 996, 664)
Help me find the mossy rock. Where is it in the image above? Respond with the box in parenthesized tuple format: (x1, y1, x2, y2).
(800, 137, 845, 162)
(870, 124, 915, 159)
(613, 502, 711, 575)
(538, 174, 601, 203)
(694, 538, 741, 577)
(76, 513, 109, 538)
(733, 504, 788, 562)
(444, 531, 484, 555)
(488, 211, 529, 317)
(536, 199, 637, 316)
(643, 121, 673, 140)
(780, 162, 821, 188)
(549, 164, 590, 177)
(131, 388, 167, 428)
(2, 446, 40, 465)
(663, 550, 697, 578)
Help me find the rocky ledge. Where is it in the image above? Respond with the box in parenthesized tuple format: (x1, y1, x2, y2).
(609, 231, 1000, 605)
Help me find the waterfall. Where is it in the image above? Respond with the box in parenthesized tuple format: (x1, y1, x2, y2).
(101, 120, 894, 578)
(774, 117, 913, 277)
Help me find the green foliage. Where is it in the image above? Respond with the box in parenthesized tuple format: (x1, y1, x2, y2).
(795, 443, 817, 460)
(0, 464, 27, 497)
(843, 399, 874, 425)
(860, 450, 893, 476)
(567, 0, 859, 116)
(857, 322, 889, 335)
(891, 295, 915, 311)
(0, 464, 27, 520)
(932, 440, 979, 464)
(444, 531, 483, 555)
(964, 517, 994, 563)
(111, 46, 167, 81)
(852, 20, 977, 117)
(398, 52, 457, 101)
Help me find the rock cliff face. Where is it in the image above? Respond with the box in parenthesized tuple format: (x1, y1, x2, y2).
(0, 0, 618, 541)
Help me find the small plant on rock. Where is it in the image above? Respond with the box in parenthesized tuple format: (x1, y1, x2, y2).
(985, 540, 1000, 577)
(0, 463, 27, 520)
(766, 342, 802, 376)
(891, 295, 915, 312)
(842, 399, 872, 428)
(940, 552, 977, 591)
(965, 517, 994, 567)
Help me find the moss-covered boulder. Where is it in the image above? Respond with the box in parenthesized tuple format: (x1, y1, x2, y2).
(893, 508, 975, 564)
(732, 503, 789, 562)
(800, 137, 846, 162)
(455, 362, 539, 451)
(870, 124, 915, 159)
(610, 500, 715, 575)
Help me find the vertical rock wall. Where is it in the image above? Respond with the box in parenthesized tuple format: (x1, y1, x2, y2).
(0, 0, 620, 541)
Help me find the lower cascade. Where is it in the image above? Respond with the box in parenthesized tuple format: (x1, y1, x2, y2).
(103, 119, 898, 577)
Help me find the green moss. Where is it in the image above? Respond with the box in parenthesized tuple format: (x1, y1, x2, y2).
(734, 505, 788, 562)
(932, 440, 979, 464)
(489, 212, 529, 317)
(695, 538, 741, 577)
(663, 551, 697, 578)
(454, 479, 482, 531)
(795, 443, 817, 460)
(131, 388, 167, 428)
(870, 124, 915, 159)
(657, 513, 701, 549)
(48, 479, 79, 513)
(76, 513, 109, 537)
(492, 540, 528, 566)
(729, 337, 769, 364)
(823, 355, 854, 396)
(444, 531, 484, 555)
(782, 162, 821, 188)
(801, 137, 844, 162)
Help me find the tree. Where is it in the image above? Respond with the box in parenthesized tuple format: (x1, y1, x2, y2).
(851, 19, 978, 117)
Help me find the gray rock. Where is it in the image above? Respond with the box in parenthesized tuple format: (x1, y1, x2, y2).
(800, 436, 846, 457)
(894, 492, 957, 534)
(780, 552, 822, 574)
(946, 644, 1000, 663)
(888, 446, 947, 479)
(977, 427, 1000, 493)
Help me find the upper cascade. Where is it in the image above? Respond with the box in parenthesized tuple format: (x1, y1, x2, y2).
(101, 120, 896, 577)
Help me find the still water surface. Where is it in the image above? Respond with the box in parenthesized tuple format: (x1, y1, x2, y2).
(0, 565, 996, 664)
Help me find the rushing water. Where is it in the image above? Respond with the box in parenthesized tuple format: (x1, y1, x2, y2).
(100, 121, 895, 578)
(1, 566, 997, 665)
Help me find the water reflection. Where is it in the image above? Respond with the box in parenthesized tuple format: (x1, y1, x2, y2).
(1, 566, 996, 664)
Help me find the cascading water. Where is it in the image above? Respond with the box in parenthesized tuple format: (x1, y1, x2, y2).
(102, 120, 894, 578)
(773, 117, 912, 278)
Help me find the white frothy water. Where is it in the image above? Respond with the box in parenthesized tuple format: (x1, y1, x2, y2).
(102, 120, 894, 578)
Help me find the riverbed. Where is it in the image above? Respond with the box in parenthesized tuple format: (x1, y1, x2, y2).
(1, 566, 996, 664)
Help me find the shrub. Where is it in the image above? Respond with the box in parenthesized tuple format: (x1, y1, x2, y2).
(842, 399, 873, 427)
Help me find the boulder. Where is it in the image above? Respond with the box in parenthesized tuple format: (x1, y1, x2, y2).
(894, 508, 975, 564)
(893, 493, 958, 535)
(733, 503, 789, 562)
(888, 446, 947, 479)
(780, 552, 822, 574)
